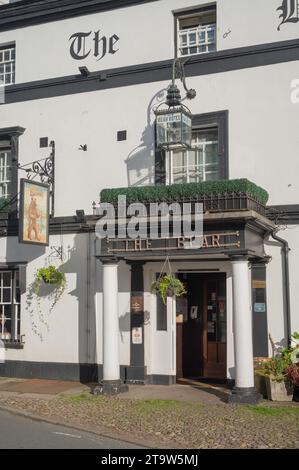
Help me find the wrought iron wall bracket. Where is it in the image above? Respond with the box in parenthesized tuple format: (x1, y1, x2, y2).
(17, 141, 55, 216)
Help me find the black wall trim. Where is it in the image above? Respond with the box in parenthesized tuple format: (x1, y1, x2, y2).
(267, 205, 299, 225)
(128, 262, 145, 381)
(251, 263, 269, 358)
(0, 214, 94, 237)
(0, 0, 158, 32)
(3, 39, 299, 105)
(146, 375, 176, 385)
(0, 361, 151, 384)
(0, 360, 99, 382)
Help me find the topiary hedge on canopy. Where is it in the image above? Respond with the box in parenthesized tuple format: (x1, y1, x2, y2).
(100, 179, 269, 206)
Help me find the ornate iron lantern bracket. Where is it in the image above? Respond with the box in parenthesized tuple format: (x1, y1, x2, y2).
(18, 141, 55, 216)
(171, 57, 196, 101)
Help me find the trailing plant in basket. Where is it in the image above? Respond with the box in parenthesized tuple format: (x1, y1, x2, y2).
(34, 265, 66, 303)
(151, 274, 187, 305)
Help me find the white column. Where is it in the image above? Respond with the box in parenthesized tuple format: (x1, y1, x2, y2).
(231, 259, 255, 389)
(102, 261, 120, 382)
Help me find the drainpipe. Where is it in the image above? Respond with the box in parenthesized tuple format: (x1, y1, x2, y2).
(270, 231, 292, 347)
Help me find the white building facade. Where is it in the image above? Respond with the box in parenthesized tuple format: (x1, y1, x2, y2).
(0, 0, 298, 402)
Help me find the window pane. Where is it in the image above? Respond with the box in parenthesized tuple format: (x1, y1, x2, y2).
(0, 151, 12, 199)
(2, 272, 11, 287)
(3, 288, 11, 303)
(188, 150, 197, 166)
(205, 144, 218, 164)
(172, 151, 185, 168)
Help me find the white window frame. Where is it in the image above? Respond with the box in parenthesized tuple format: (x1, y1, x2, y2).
(0, 149, 12, 199)
(0, 270, 21, 342)
(176, 8, 217, 58)
(0, 44, 15, 86)
(166, 128, 219, 185)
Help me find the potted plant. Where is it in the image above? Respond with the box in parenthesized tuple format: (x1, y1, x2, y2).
(34, 265, 66, 301)
(256, 355, 293, 401)
(151, 274, 187, 305)
(286, 333, 299, 401)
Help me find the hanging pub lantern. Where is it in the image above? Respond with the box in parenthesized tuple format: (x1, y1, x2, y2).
(154, 59, 196, 151)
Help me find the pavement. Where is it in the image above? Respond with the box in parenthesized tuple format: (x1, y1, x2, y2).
(0, 377, 230, 404)
(0, 409, 143, 449)
(0, 377, 298, 449)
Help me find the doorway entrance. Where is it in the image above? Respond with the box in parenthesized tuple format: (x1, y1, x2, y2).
(176, 273, 227, 380)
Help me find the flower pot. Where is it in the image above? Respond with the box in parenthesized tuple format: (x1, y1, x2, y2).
(265, 376, 294, 401)
(254, 373, 267, 398)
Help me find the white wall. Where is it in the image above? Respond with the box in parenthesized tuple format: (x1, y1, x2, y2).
(0, 233, 90, 363)
(1, 60, 298, 216)
(1, 234, 131, 367)
(0, 0, 296, 83)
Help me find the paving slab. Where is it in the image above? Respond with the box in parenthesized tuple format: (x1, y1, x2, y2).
(120, 381, 231, 405)
(0, 379, 87, 395)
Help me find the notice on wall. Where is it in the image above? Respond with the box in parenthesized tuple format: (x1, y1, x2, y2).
(190, 306, 198, 319)
(254, 303, 266, 313)
(132, 327, 143, 345)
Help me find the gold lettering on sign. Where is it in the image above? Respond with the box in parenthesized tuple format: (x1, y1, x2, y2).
(202, 236, 208, 248)
(177, 237, 185, 249)
(107, 231, 240, 253)
(212, 234, 220, 247)
(135, 239, 142, 251)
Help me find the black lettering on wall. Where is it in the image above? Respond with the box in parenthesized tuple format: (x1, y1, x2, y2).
(69, 30, 120, 61)
(277, 0, 299, 30)
(69, 32, 92, 60)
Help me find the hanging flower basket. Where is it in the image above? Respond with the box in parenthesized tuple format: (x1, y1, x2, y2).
(34, 265, 66, 297)
(151, 273, 187, 305)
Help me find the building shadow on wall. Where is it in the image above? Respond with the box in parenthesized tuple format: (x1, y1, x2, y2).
(62, 235, 135, 384)
(61, 232, 97, 383)
(265, 237, 289, 347)
(125, 88, 167, 187)
(5, 236, 47, 342)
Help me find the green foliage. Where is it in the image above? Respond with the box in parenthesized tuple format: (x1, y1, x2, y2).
(244, 405, 299, 416)
(100, 179, 269, 206)
(151, 274, 187, 304)
(34, 265, 66, 296)
(61, 392, 104, 403)
(256, 356, 290, 382)
(0, 197, 10, 212)
(256, 334, 299, 383)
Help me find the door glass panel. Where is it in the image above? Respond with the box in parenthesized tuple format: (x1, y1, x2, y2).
(206, 278, 227, 343)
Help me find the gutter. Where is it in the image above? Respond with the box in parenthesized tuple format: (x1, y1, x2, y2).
(270, 230, 292, 347)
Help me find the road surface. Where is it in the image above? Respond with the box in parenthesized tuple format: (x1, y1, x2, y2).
(0, 409, 143, 449)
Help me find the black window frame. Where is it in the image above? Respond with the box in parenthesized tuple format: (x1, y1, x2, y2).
(155, 110, 229, 184)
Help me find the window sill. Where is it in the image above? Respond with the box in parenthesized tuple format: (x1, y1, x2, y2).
(2, 341, 24, 350)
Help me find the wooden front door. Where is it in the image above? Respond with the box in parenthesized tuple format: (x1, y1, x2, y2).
(176, 273, 227, 380)
(203, 274, 227, 379)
